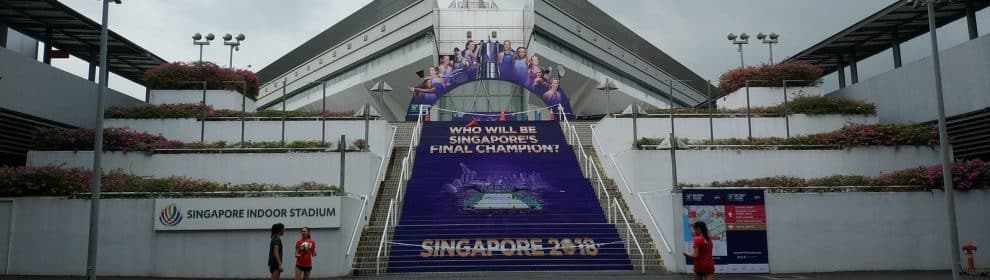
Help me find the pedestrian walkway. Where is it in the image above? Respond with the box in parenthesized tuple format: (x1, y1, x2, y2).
(5, 271, 987, 280)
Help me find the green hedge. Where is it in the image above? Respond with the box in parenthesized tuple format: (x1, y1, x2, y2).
(0, 166, 340, 198)
(105, 103, 355, 120)
(679, 159, 990, 191)
(641, 123, 935, 149)
(643, 95, 875, 116)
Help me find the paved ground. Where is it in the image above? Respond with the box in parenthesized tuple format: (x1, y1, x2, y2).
(5, 271, 988, 280)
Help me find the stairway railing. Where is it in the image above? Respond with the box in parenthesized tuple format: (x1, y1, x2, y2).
(556, 105, 644, 273)
(590, 124, 673, 254)
(375, 107, 425, 275)
(346, 125, 397, 258)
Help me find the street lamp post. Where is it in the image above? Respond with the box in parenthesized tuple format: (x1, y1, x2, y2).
(667, 79, 692, 138)
(727, 33, 750, 68)
(192, 32, 215, 65)
(917, 1, 961, 278)
(221, 80, 248, 144)
(222, 33, 245, 68)
(757, 32, 780, 64)
(597, 78, 618, 117)
(88, 2, 121, 279)
(370, 81, 393, 120)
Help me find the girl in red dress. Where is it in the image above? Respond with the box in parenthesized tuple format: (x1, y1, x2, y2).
(294, 227, 316, 280)
(683, 221, 715, 280)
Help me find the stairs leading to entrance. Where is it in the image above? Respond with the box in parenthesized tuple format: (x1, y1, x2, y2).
(569, 120, 666, 272)
(351, 120, 666, 275)
(350, 122, 416, 276)
(385, 121, 634, 273)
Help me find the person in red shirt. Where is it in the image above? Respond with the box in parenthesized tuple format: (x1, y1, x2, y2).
(683, 221, 715, 280)
(294, 227, 317, 280)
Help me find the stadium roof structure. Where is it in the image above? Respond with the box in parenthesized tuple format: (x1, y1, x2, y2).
(784, 0, 989, 76)
(540, 0, 713, 97)
(0, 0, 168, 86)
(256, 0, 420, 83)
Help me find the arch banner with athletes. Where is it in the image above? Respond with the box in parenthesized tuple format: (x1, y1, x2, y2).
(406, 40, 574, 120)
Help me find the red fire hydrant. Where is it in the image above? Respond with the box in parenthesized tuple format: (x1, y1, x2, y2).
(962, 243, 977, 273)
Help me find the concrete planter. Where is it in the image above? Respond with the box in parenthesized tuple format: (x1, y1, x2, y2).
(27, 151, 379, 190)
(594, 115, 878, 154)
(149, 89, 256, 111)
(718, 86, 823, 110)
(610, 146, 939, 188)
(104, 119, 394, 157)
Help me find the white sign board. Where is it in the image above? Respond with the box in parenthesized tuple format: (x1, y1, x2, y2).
(154, 197, 341, 231)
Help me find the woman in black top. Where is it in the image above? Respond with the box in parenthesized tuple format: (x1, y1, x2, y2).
(269, 223, 285, 280)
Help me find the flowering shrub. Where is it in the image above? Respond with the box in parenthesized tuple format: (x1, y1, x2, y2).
(145, 61, 260, 100)
(718, 62, 824, 96)
(352, 139, 368, 150)
(873, 159, 990, 191)
(105, 103, 355, 119)
(635, 137, 664, 149)
(0, 166, 340, 197)
(34, 127, 183, 154)
(686, 123, 937, 149)
(105, 103, 210, 119)
(643, 95, 875, 116)
(783, 95, 876, 115)
(682, 160, 990, 191)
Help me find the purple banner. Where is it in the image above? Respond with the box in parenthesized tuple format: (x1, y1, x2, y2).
(405, 40, 574, 121)
(387, 121, 630, 272)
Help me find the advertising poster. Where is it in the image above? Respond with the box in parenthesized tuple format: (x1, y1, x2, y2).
(406, 40, 573, 120)
(683, 189, 768, 273)
(387, 121, 630, 272)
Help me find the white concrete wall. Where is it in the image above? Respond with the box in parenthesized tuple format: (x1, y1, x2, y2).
(718, 86, 824, 110)
(104, 119, 394, 157)
(593, 115, 878, 155)
(0, 46, 142, 128)
(635, 190, 990, 273)
(765, 190, 990, 273)
(148, 90, 257, 111)
(0, 196, 364, 278)
(832, 34, 990, 124)
(26, 151, 378, 193)
(612, 147, 939, 190)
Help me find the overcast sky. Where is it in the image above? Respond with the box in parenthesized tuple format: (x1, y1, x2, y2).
(51, 0, 990, 100)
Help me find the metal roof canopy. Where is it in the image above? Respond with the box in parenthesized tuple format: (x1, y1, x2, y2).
(0, 0, 167, 86)
(784, 0, 988, 76)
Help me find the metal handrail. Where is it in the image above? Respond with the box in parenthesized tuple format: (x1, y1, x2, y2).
(345, 195, 369, 257)
(612, 197, 645, 273)
(345, 125, 397, 257)
(608, 153, 634, 194)
(592, 125, 676, 263)
(375, 109, 424, 274)
(635, 191, 674, 254)
(375, 199, 395, 275)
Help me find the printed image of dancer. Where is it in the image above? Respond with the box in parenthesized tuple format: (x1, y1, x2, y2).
(542, 78, 563, 107)
(497, 40, 515, 79)
(512, 47, 529, 84)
